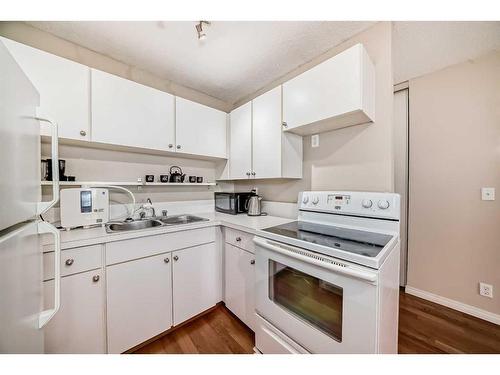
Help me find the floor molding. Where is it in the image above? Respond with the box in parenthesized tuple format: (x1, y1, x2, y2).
(405, 286, 500, 325)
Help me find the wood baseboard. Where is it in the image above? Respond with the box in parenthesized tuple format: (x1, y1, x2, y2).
(405, 286, 500, 325)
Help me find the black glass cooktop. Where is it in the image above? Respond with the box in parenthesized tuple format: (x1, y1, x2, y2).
(262, 221, 393, 258)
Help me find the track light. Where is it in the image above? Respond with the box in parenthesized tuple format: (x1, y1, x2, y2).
(196, 21, 211, 41)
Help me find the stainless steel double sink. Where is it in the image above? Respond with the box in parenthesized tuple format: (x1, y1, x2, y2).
(105, 214, 209, 233)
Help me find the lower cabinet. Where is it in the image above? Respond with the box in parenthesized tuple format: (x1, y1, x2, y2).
(106, 252, 173, 354)
(43, 269, 106, 354)
(172, 242, 221, 325)
(224, 243, 256, 331)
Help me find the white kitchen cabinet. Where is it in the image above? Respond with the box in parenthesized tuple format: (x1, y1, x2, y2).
(106, 252, 173, 353)
(172, 242, 221, 325)
(1, 37, 90, 141)
(224, 243, 256, 331)
(43, 270, 105, 353)
(283, 43, 375, 135)
(227, 87, 302, 180)
(175, 97, 227, 158)
(91, 69, 175, 151)
(228, 102, 253, 179)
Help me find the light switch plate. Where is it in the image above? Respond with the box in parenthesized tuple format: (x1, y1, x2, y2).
(311, 134, 319, 148)
(481, 187, 495, 201)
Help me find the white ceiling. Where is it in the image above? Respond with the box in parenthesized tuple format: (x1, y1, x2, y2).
(26, 21, 374, 105)
(393, 21, 500, 84)
(27, 21, 500, 105)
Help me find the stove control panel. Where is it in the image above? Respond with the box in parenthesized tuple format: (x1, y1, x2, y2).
(299, 191, 400, 220)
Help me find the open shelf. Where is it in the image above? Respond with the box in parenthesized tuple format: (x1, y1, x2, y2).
(41, 181, 217, 187)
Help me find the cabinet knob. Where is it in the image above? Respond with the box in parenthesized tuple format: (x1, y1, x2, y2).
(168, 144, 173, 148)
(65, 258, 74, 266)
(176, 145, 181, 149)
(250, 259, 255, 265)
(236, 237, 242, 242)
(164, 257, 170, 263)
(282, 122, 288, 129)
(80, 130, 87, 136)
(246, 172, 251, 176)
(92, 275, 100, 282)
(251, 171, 256, 176)
(173, 255, 179, 261)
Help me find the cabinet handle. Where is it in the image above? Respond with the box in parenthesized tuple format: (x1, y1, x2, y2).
(251, 171, 256, 176)
(168, 144, 173, 148)
(80, 130, 86, 136)
(65, 258, 74, 266)
(250, 259, 255, 265)
(92, 275, 100, 282)
(246, 172, 251, 176)
(164, 257, 170, 263)
(282, 122, 288, 129)
(176, 145, 181, 149)
(236, 237, 242, 242)
(173, 255, 179, 261)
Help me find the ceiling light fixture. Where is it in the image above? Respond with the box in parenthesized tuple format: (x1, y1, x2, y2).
(196, 21, 211, 41)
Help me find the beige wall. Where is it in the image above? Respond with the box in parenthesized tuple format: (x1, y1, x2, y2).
(0, 21, 231, 112)
(234, 22, 394, 202)
(407, 51, 500, 314)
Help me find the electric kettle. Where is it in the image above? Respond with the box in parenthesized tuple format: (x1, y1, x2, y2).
(246, 195, 267, 216)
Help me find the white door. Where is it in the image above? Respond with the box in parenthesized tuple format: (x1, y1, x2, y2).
(252, 86, 282, 179)
(172, 243, 220, 325)
(91, 69, 175, 151)
(1, 36, 90, 141)
(175, 97, 227, 158)
(229, 102, 252, 179)
(106, 252, 172, 353)
(43, 270, 105, 353)
(224, 244, 256, 330)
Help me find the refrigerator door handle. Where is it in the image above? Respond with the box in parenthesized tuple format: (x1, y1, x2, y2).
(35, 109, 59, 215)
(37, 221, 61, 329)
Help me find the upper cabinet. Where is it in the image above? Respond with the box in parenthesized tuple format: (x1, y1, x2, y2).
(175, 97, 227, 158)
(1, 37, 91, 141)
(91, 69, 175, 151)
(228, 87, 302, 180)
(283, 43, 375, 136)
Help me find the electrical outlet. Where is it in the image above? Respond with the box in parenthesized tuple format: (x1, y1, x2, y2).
(481, 187, 495, 201)
(311, 134, 319, 148)
(479, 282, 493, 298)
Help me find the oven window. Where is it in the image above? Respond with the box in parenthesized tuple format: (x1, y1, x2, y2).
(269, 260, 343, 342)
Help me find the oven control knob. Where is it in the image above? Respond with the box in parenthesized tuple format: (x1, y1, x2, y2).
(377, 200, 390, 209)
(361, 199, 373, 208)
(312, 196, 319, 205)
(302, 195, 309, 204)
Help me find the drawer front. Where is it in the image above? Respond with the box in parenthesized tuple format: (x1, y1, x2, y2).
(225, 228, 254, 253)
(255, 314, 309, 354)
(105, 227, 216, 265)
(44, 244, 102, 281)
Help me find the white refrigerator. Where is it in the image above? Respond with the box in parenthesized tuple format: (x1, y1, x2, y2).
(0, 39, 61, 353)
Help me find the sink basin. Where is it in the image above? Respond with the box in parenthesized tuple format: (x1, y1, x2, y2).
(106, 219, 163, 233)
(158, 215, 209, 226)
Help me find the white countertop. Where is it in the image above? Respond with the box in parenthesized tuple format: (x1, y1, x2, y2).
(43, 212, 294, 251)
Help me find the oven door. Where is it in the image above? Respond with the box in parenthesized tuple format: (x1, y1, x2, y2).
(254, 236, 379, 354)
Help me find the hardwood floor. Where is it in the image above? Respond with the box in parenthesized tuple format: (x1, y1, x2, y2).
(134, 291, 500, 354)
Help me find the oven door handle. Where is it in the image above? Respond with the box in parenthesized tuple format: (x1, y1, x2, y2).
(253, 237, 378, 284)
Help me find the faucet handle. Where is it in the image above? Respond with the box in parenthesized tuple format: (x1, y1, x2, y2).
(162, 209, 168, 217)
(139, 212, 146, 219)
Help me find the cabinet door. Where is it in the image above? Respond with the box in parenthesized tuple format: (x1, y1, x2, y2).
(43, 270, 105, 353)
(91, 69, 175, 151)
(172, 242, 220, 325)
(1, 37, 90, 141)
(229, 102, 252, 179)
(252, 86, 283, 179)
(106, 252, 172, 353)
(175, 97, 227, 158)
(224, 244, 255, 331)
